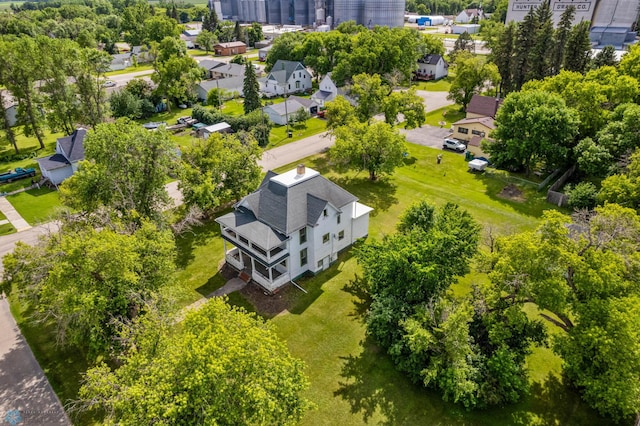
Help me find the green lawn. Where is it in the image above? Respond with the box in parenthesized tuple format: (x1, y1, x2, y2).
(7, 188, 62, 225)
(104, 64, 154, 77)
(425, 105, 465, 128)
(267, 118, 327, 149)
(412, 75, 453, 92)
(9, 142, 610, 425)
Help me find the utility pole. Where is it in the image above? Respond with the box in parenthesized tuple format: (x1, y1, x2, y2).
(283, 83, 291, 137)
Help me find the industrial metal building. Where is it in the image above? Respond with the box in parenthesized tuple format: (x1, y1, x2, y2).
(215, 0, 405, 28)
(505, 0, 639, 49)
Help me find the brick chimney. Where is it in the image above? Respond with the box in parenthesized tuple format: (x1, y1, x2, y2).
(296, 164, 305, 175)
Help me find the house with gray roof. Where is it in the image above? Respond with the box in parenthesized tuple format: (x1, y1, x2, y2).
(36, 128, 87, 185)
(1, 90, 18, 127)
(259, 60, 312, 97)
(263, 96, 318, 125)
(216, 164, 372, 293)
(416, 54, 448, 81)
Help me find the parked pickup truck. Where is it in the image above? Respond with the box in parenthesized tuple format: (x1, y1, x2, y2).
(0, 167, 36, 183)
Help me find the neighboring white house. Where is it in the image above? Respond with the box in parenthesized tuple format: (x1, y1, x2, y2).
(311, 73, 339, 106)
(216, 164, 373, 293)
(263, 96, 318, 125)
(199, 60, 247, 80)
(259, 60, 312, 96)
(36, 128, 86, 185)
(415, 54, 448, 81)
(455, 8, 482, 23)
(108, 46, 153, 71)
(452, 24, 481, 34)
(1, 90, 18, 127)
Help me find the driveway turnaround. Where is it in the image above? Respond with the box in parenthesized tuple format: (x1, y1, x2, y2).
(0, 296, 70, 425)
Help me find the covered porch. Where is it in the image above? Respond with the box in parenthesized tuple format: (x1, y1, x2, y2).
(222, 241, 291, 293)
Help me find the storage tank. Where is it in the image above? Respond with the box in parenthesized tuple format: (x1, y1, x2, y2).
(363, 0, 405, 28)
(266, 0, 281, 24)
(316, 7, 325, 24)
(427, 15, 445, 26)
(326, 15, 333, 28)
(333, 0, 363, 27)
(294, 0, 308, 25)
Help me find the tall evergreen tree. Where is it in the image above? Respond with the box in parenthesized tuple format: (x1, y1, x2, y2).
(202, 8, 218, 33)
(527, 1, 555, 81)
(243, 61, 261, 114)
(592, 45, 619, 69)
(552, 6, 575, 75)
(563, 20, 592, 73)
(512, 7, 538, 90)
(234, 21, 244, 42)
(493, 21, 516, 95)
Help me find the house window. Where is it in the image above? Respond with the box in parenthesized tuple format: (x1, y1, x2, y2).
(299, 227, 307, 244)
(472, 130, 485, 137)
(323, 209, 328, 217)
(300, 248, 307, 266)
(323, 233, 330, 244)
(295, 81, 300, 89)
(226, 229, 237, 239)
(338, 230, 344, 240)
(288, 84, 291, 90)
(337, 214, 341, 224)
(239, 235, 249, 245)
(317, 260, 323, 269)
(458, 127, 469, 134)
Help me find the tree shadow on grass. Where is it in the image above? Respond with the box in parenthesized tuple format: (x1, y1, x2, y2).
(341, 273, 370, 321)
(509, 373, 616, 426)
(333, 337, 457, 426)
(471, 171, 554, 219)
(174, 214, 227, 269)
(331, 176, 398, 217)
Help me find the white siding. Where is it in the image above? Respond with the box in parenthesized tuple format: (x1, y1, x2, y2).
(48, 166, 74, 185)
(309, 203, 340, 273)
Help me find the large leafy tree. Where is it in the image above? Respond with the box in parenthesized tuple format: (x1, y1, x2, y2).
(488, 205, 640, 420)
(242, 61, 261, 114)
(620, 43, 640, 80)
(151, 37, 203, 111)
(79, 298, 311, 424)
(178, 132, 261, 215)
(349, 73, 388, 123)
(450, 31, 474, 62)
(485, 90, 579, 174)
(382, 88, 426, 129)
(330, 120, 406, 181)
(448, 52, 500, 111)
(0, 36, 46, 148)
(195, 29, 217, 53)
(2, 220, 175, 356)
(356, 202, 543, 408)
(143, 15, 182, 44)
(60, 119, 176, 226)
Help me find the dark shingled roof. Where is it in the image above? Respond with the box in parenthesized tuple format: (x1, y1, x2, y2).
(267, 60, 306, 85)
(57, 128, 86, 162)
(216, 208, 287, 250)
(418, 54, 445, 65)
(467, 95, 502, 118)
(241, 170, 358, 235)
(36, 153, 70, 172)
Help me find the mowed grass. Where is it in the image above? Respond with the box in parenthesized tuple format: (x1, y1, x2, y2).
(267, 118, 327, 148)
(425, 105, 465, 128)
(7, 188, 61, 225)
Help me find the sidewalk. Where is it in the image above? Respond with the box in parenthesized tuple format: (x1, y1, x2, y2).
(0, 197, 30, 232)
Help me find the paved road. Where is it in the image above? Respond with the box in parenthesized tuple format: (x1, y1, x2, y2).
(0, 297, 70, 425)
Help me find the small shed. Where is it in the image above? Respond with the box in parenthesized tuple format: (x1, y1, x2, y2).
(200, 122, 232, 139)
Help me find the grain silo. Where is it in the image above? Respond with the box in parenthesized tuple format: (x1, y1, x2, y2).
(333, 0, 363, 27)
(363, 0, 405, 28)
(266, 0, 281, 24)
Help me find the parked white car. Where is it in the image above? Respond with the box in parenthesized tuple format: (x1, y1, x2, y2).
(443, 138, 466, 152)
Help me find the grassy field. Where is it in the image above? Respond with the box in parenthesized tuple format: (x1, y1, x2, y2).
(424, 105, 465, 127)
(268, 118, 327, 148)
(7, 188, 62, 225)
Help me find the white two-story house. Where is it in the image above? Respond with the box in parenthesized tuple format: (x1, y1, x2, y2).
(259, 60, 312, 97)
(36, 128, 86, 185)
(216, 165, 373, 294)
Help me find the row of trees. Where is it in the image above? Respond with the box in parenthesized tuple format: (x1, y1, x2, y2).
(265, 24, 443, 86)
(488, 5, 592, 94)
(2, 120, 310, 423)
(0, 36, 109, 153)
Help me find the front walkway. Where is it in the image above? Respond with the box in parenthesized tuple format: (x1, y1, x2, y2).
(0, 198, 30, 232)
